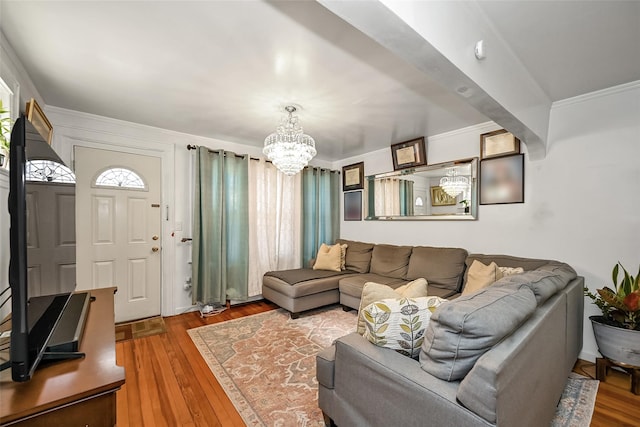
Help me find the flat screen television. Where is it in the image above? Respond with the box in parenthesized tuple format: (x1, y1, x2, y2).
(2, 115, 88, 382)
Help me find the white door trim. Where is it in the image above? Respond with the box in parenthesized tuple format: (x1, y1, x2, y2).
(55, 132, 176, 317)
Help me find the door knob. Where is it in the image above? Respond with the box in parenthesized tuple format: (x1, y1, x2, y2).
(152, 247, 160, 252)
(152, 235, 159, 240)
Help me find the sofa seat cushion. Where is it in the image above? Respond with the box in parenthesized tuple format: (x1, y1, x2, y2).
(336, 239, 375, 273)
(370, 244, 413, 279)
(420, 285, 537, 381)
(339, 274, 408, 298)
(362, 296, 447, 358)
(263, 269, 356, 298)
(406, 246, 468, 291)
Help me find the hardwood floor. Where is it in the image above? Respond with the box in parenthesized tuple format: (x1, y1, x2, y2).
(116, 302, 640, 426)
(116, 300, 278, 427)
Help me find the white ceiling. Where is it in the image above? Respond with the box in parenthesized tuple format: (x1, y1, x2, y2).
(477, 1, 640, 101)
(1, 1, 639, 161)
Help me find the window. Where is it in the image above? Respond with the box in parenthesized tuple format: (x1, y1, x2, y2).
(94, 167, 146, 189)
(415, 196, 424, 207)
(26, 160, 76, 183)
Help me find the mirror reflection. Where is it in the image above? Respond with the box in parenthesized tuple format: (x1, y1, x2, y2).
(366, 158, 478, 221)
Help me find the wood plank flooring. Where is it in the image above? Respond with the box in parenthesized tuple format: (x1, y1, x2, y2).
(116, 302, 640, 426)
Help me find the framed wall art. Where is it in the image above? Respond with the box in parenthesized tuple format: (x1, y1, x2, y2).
(480, 154, 524, 205)
(391, 137, 427, 171)
(25, 98, 53, 145)
(430, 186, 457, 206)
(342, 161, 364, 191)
(480, 129, 520, 160)
(344, 191, 362, 221)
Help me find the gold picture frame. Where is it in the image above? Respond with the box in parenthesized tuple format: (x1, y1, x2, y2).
(480, 129, 520, 160)
(342, 162, 364, 191)
(391, 137, 427, 171)
(430, 186, 456, 206)
(25, 98, 53, 145)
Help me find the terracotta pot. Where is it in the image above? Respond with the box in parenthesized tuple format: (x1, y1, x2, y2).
(590, 315, 640, 366)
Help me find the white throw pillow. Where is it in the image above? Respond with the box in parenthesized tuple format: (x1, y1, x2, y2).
(498, 266, 525, 277)
(362, 296, 447, 358)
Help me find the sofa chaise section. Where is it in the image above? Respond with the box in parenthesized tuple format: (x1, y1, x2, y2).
(262, 268, 356, 318)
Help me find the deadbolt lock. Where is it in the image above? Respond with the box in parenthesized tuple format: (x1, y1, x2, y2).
(152, 235, 159, 240)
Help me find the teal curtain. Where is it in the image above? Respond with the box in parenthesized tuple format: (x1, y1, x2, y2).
(192, 148, 249, 304)
(301, 167, 340, 265)
(399, 180, 414, 216)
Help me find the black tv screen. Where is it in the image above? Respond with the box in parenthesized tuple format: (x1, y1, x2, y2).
(3, 115, 77, 381)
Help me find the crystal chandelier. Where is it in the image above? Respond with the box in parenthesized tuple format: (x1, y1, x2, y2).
(440, 168, 469, 198)
(263, 105, 316, 175)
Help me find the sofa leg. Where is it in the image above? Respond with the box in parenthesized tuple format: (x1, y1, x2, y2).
(342, 305, 352, 312)
(290, 312, 300, 319)
(322, 412, 337, 427)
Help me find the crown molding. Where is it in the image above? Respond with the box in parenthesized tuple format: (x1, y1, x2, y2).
(552, 80, 640, 110)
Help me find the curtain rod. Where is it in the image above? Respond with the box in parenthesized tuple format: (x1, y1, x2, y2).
(187, 144, 338, 172)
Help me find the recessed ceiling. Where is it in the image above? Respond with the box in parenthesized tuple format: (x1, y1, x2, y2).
(477, 1, 640, 101)
(0, 0, 488, 161)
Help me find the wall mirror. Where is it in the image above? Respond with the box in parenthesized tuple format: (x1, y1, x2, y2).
(366, 158, 478, 221)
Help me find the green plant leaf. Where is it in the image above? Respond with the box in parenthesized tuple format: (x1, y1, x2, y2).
(612, 263, 620, 288)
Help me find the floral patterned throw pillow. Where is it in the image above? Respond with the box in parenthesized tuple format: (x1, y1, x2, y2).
(362, 296, 447, 358)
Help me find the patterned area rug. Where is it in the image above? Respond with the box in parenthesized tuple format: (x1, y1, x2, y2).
(188, 307, 598, 426)
(551, 372, 599, 427)
(115, 316, 167, 342)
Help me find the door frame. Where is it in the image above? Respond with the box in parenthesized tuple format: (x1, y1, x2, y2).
(56, 131, 176, 317)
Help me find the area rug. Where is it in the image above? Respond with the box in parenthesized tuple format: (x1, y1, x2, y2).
(551, 372, 599, 427)
(115, 316, 167, 342)
(188, 307, 599, 426)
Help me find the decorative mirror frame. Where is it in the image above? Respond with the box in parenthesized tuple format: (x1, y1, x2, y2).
(365, 158, 478, 221)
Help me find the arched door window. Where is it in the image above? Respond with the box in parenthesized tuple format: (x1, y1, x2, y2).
(26, 160, 76, 183)
(94, 167, 146, 190)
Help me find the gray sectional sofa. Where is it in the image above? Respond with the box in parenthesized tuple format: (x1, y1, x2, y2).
(317, 253, 584, 427)
(262, 239, 468, 317)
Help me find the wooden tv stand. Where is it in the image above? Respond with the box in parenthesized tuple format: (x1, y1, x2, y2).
(0, 287, 125, 426)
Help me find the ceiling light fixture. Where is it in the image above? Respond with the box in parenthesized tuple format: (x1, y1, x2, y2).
(263, 105, 316, 175)
(440, 168, 469, 198)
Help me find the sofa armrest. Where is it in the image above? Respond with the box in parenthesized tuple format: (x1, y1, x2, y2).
(316, 345, 336, 389)
(328, 333, 490, 427)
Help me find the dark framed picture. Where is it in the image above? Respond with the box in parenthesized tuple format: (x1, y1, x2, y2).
(391, 137, 427, 171)
(480, 154, 524, 205)
(344, 191, 362, 221)
(342, 162, 364, 191)
(480, 129, 520, 160)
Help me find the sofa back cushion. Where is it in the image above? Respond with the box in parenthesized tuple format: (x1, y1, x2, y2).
(420, 284, 537, 381)
(406, 246, 468, 291)
(336, 239, 375, 273)
(370, 244, 413, 279)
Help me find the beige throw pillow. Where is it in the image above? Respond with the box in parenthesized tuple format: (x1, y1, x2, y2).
(339, 244, 348, 270)
(462, 260, 504, 295)
(313, 243, 342, 272)
(357, 278, 428, 335)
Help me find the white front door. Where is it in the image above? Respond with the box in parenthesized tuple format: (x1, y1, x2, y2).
(74, 147, 162, 322)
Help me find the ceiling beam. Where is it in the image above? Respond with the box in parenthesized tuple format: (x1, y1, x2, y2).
(318, 0, 551, 159)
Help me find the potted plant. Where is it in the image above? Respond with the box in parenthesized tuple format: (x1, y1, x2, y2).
(459, 199, 470, 214)
(584, 262, 640, 366)
(0, 100, 12, 168)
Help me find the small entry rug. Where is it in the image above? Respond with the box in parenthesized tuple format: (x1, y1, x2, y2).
(188, 307, 599, 427)
(115, 316, 167, 342)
